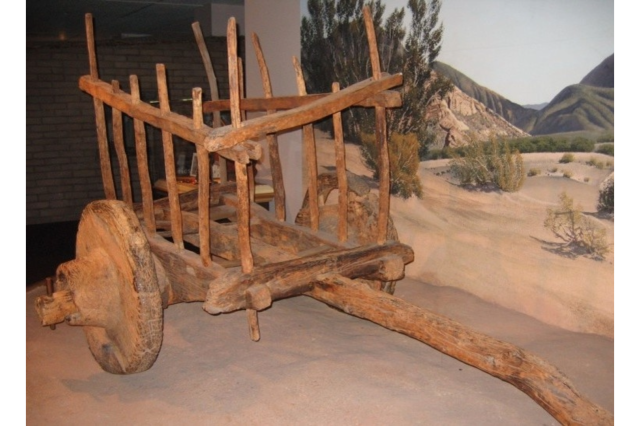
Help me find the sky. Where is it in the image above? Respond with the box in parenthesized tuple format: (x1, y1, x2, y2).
(301, 0, 614, 106)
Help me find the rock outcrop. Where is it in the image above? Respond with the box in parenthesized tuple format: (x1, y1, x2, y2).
(426, 76, 529, 148)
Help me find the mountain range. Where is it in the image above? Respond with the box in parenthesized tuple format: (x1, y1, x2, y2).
(429, 54, 614, 144)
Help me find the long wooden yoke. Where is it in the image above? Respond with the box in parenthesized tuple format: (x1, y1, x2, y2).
(34, 8, 613, 425)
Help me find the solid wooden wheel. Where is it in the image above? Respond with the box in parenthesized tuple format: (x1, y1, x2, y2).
(56, 200, 163, 374)
(295, 172, 399, 294)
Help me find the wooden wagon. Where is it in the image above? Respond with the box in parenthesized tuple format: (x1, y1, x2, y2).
(34, 8, 612, 425)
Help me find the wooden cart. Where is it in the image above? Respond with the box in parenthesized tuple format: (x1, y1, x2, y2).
(34, 8, 612, 425)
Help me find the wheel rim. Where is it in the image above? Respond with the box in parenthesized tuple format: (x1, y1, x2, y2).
(57, 200, 163, 374)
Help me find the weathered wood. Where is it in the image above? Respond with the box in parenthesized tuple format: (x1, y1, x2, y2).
(130, 75, 156, 234)
(203, 90, 402, 112)
(35, 289, 78, 327)
(191, 21, 222, 129)
(110, 80, 134, 205)
(227, 17, 254, 279)
(293, 56, 319, 232)
(252, 32, 286, 221)
(146, 232, 226, 305)
(363, 6, 390, 244)
(85, 14, 98, 79)
(332, 82, 348, 242)
(178, 210, 296, 265)
(193, 87, 211, 266)
(307, 275, 613, 426)
(202, 73, 403, 152)
(203, 241, 413, 314)
(156, 64, 184, 250)
(78, 76, 260, 163)
(39, 200, 164, 374)
(85, 14, 116, 200)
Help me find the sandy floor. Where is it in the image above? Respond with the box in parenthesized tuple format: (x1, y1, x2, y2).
(26, 278, 613, 425)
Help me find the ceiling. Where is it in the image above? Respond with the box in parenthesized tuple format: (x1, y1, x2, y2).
(26, 0, 244, 40)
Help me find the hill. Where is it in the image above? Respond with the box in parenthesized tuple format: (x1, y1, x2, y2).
(580, 54, 614, 88)
(433, 55, 614, 136)
(432, 61, 538, 132)
(529, 84, 614, 135)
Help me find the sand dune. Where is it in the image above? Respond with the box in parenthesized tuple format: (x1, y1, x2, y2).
(310, 132, 613, 338)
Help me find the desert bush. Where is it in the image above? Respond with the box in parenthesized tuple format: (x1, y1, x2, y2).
(544, 192, 609, 259)
(549, 166, 558, 173)
(528, 168, 541, 177)
(586, 156, 605, 169)
(360, 132, 423, 199)
(562, 170, 573, 178)
(598, 173, 614, 214)
(596, 143, 614, 156)
(596, 132, 614, 143)
(584, 177, 590, 183)
(449, 137, 525, 192)
(559, 153, 575, 163)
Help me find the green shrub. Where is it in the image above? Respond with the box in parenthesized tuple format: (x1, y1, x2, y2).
(360, 132, 423, 199)
(598, 174, 614, 214)
(544, 192, 609, 259)
(596, 143, 614, 156)
(449, 137, 525, 192)
(559, 153, 575, 163)
(528, 168, 541, 177)
(570, 137, 595, 152)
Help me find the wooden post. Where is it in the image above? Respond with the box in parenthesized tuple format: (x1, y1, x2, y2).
(293, 56, 319, 232)
(332, 82, 348, 242)
(192, 21, 227, 183)
(110, 80, 133, 206)
(191, 21, 222, 129)
(193, 87, 211, 267)
(363, 6, 390, 244)
(252, 33, 286, 222)
(85, 14, 116, 200)
(156, 64, 184, 250)
(228, 16, 258, 341)
(129, 74, 156, 234)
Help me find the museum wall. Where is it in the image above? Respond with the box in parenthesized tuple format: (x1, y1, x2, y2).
(26, 35, 240, 224)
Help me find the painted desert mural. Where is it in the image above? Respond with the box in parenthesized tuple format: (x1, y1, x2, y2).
(299, 0, 614, 337)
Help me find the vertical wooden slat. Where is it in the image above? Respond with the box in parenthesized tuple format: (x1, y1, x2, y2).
(252, 33, 286, 222)
(191, 21, 222, 129)
(110, 80, 133, 206)
(228, 16, 257, 341)
(227, 17, 253, 274)
(332, 82, 348, 242)
(364, 6, 390, 244)
(156, 64, 184, 250)
(129, 75, 156, 234)
(292, 56, 319, 232)
(238, 57, 255, 203)
(193, 87, 211, 267)
(192, 21, 227, 183)
(85, 13, 116, 200)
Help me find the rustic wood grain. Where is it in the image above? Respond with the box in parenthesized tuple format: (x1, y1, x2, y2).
(332, 82, 348, 242)
(252, 32, 286, 221)
(130, 75, 156, 234)
(156, 64, 184, 250)
(110, 80, 134, 205)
